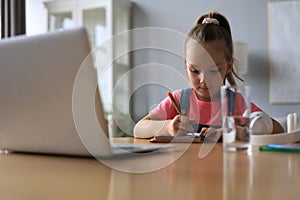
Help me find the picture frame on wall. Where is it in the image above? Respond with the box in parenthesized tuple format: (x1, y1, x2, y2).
(269, 0, 300, 104)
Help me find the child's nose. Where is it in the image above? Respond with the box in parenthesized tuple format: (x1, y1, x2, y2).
(198, 73, 207, 83)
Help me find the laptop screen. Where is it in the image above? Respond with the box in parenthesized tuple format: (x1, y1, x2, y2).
(0, 28, 110, 156)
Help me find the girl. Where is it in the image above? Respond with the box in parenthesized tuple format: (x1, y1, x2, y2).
(134, 12, 284, 139)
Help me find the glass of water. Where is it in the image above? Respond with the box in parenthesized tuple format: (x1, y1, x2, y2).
(221, 85, 251, 152)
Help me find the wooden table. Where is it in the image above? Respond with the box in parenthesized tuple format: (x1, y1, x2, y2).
(0, 138, 299, 200)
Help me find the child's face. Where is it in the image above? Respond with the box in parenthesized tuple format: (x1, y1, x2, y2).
(185, 39, 233, 101)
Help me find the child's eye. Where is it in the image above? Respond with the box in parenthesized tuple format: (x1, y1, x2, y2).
(190, 68, 199, 74)
(210, 66, 221, 73)
(210, 69, 220, 73)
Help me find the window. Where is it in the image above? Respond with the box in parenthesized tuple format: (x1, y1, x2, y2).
(1, 0, 26, 38)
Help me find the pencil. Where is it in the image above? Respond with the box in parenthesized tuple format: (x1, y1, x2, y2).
(168, 92, 182, 115)
(259, 146, 300, 153)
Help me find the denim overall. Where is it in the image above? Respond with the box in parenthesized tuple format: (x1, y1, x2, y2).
(178, 88, 221, 133)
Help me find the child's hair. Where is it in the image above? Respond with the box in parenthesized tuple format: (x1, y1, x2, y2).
(185, 11, 243, 86)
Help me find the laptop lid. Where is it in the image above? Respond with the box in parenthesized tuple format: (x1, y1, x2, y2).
(0, 28, 112, 156)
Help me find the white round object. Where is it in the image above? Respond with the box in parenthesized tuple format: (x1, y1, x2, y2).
(250, 112, 273, 135)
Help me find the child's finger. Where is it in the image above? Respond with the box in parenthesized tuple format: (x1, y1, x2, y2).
(178, 115, 196, 124)
(178, 121, 194, 133)
(200, 127, 209, 137)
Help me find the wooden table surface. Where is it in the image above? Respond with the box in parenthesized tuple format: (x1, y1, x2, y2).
(0, 138, 299, 200)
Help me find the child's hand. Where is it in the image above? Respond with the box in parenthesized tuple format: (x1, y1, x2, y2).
(200, 127, 223, 142)
(168, 115, 194, 136)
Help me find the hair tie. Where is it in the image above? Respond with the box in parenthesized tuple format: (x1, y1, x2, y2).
(202, 17, 219, 25)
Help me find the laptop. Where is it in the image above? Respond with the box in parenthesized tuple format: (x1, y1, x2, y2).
(0, 27, 167, 158)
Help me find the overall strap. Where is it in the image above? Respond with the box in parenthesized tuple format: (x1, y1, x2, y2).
(178, 88, 221, 133)
(179, 88, 201, 132)
(179, 88, 192, 116)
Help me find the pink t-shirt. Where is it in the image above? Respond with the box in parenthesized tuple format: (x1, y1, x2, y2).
(150, 88, 262, 127)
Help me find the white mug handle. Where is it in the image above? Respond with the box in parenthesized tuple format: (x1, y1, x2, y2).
(250, 112, 273, 135)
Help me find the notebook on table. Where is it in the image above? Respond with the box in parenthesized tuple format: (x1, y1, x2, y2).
(0, 28, 168, 158)
(150, 133, 204, 143)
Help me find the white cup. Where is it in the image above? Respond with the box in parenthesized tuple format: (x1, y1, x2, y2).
(287, 113, 300, 132)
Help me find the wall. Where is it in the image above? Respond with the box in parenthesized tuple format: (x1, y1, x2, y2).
(26, 0, 299, 122)
(130, 0, 299, 121)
